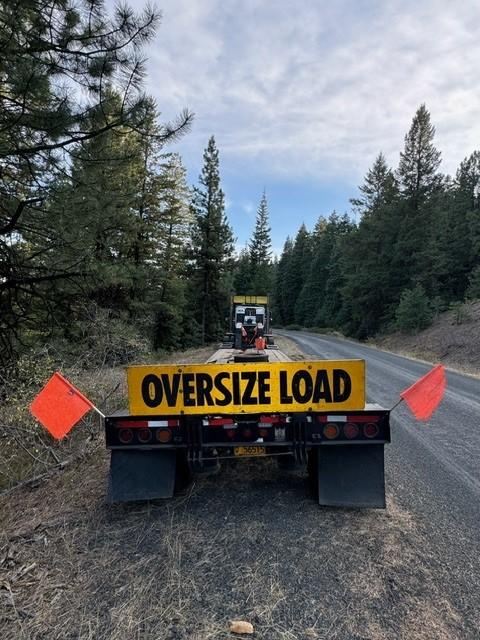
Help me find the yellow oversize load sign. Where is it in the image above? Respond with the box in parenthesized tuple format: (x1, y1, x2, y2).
(127, 360, 365, 416)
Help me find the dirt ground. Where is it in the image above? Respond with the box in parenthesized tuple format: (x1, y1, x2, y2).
(0, 337, 472, 640)
(373, 300, 480, 376)
(0, 448, 468, 640)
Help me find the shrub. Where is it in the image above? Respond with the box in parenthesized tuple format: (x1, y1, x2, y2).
(395, 285, 432, 333)
(448, 301, 471, 325)
(466, 266, 480, 300)
(67, 304, 150, 367)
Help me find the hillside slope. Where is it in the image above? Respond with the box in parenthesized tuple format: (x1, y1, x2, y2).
(374, 300, 480, 375)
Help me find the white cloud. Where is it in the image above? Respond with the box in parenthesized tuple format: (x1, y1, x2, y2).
(131, 0, 480, 181)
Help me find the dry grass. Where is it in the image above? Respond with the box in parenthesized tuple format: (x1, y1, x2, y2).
(273, 336, 315, 361)
(0, 453, 472, 640)
(0, 344, 216, 492)
(374, 300, 480, 376)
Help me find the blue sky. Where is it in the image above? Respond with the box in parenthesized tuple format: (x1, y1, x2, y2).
(118, 0, 480, 254)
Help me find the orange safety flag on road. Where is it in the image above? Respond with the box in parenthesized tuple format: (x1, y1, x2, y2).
(400, 364, 446, 421)
(30, 372, 94, 440)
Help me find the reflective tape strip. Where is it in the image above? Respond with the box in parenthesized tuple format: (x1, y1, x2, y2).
(317, 414, 380, 423)
(203, 418, 235, 426)
(259, 415, 283, 424)
(148, 420, 179, 427)
(116, 420, 148, 428)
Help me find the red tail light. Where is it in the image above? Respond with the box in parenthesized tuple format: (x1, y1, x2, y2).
(137, 428, 152, 443)
(225, 429, 236, 439)
(343, 423, 359, 439)
(364, 423, 379, 438)
(156, 429, 172, 443)
(118, 429, 133, 444)
(323, 423, 340, 439)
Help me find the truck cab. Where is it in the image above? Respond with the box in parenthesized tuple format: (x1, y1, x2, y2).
(223, 294, 274, 349)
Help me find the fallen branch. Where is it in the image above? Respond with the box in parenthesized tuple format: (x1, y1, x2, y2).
(0, 438, 94, 498)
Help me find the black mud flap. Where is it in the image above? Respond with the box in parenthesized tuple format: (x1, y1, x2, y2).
(317, 444, 386, 508)
(107, 450, 176, 503)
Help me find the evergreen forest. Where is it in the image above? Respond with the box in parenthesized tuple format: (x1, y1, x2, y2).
(1, 0, 479, 371)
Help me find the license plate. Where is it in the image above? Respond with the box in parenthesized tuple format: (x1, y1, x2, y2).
(234, 446, 266, 457)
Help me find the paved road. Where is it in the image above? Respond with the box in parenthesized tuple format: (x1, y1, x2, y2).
(277, 330, 480, 634)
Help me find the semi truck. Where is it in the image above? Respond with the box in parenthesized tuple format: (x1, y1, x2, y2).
(222, 294, 275, 349)
(105, 341, 391, 508)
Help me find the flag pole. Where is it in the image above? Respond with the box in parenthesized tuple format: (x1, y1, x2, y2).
(92, 405, 106, 419)
(389, 397, 404, 413)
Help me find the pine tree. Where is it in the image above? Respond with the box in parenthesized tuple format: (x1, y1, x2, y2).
(152, 153, 192, 349)
(317, 214, 354, 328)
(273, 237, 294, 325)
(397, 104, 442, 206)
(249, 191, 273, 293)
(233, 247, 252, 293)
(392, 105, 443, 296)
(340, 152, 401, 337)
(350, 153, 397, 216)
(296, 217, 329, 326)
(433, 151, 480, 301)
(0, 0, 192, 363)
(287, 224, 311, 325)
(189, 137, 235, 344)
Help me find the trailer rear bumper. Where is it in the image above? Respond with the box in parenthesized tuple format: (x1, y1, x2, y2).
(105, 409, 390, 506)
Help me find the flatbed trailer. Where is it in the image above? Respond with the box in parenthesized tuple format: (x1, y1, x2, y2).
(105, 345, 391, 508)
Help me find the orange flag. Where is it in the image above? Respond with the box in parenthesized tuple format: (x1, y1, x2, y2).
(400, 364, 446, 421)
(30, 372, 94, 440)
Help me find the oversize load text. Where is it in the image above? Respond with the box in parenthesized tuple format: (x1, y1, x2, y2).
(127, 361, 365, 415)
